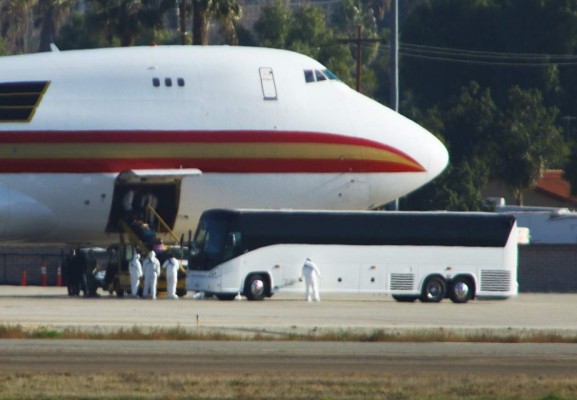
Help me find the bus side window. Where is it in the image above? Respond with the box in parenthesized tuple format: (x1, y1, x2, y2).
(223, 232, 241, 260)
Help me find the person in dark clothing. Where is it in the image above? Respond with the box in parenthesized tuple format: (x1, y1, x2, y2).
(75, 250, 89, 297)
(85, 250, 100, 297)
(64, 249, 78, 296)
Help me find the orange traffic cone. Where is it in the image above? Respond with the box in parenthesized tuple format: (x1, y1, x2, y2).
(20, 270, 27, 286)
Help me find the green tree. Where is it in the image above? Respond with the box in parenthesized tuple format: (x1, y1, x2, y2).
(85, 0, 170, 47)
(403, 158, 489, 211)
(58, 9, 101, 49)
(254, 2, 356, 88)
(442, 81, 497, 165)
(35, 0, 75, 52)
(494, 86, 567, 205)
(401, 0, 577, 113)
(253, 1, 291, 49)
(403, 83, 496, 211)
(330, 0, 381, 93)
(286, 4, 327, 59)
(212, 0, 242, 45)
(332, 0, 379, 64)
(0, 37, 8, 55)
(0, 0, 36, 53)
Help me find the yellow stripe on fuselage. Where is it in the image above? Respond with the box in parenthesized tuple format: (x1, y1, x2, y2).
(0, 142, 422, 169)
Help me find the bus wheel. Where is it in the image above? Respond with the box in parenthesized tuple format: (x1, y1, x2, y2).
(392, 295, 418, 302)
(449, 277, 473, 304)
(245, 274, 267, 301)
(420, 276, 446, 303)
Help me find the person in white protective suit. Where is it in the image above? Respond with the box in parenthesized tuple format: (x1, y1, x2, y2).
(162, 252, 184, 299)
(128, 253, 142, 298)
(301, 257, 321, 302)
(141, 192, 159, 226)
(142, 250, 161, 300)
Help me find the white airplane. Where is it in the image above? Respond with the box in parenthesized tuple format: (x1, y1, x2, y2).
(0, 45, 448, 245)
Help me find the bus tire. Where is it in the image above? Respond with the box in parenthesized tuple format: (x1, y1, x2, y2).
(449, 276, 473, 304)
(420, 276, 446, 303)
(392, 295, 418, 302)
(244, 274, 267, 301)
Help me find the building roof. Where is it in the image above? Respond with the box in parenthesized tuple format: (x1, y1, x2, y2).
(535, 170, 577, 204)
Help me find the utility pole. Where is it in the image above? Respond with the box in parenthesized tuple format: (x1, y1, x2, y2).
(356, 25, 362, 93)
(178, 0, 188, 45)
(392, 0, 400, 211)
(391, 0, 399, 112)
(335, 30, 384, 94)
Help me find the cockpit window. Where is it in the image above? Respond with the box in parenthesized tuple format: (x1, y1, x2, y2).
(323, 69, 338, 80)
(304, 69, 339, 83)
(315, 70, 327, 81)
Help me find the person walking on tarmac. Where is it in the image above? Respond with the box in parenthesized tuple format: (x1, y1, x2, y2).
(129, 253, 143, 298)
(142, 250, 160, 300)
(162, 252, 184, 299)
(302, 257, 321, 302)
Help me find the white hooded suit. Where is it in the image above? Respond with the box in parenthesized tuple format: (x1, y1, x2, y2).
(302, 258, 321, 302)
(128, 253, 142, 297)
(142, 250, 161, 299)
(162, 255, 180, 299)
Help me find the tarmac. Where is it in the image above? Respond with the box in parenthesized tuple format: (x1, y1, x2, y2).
(1, 286, 576, 336)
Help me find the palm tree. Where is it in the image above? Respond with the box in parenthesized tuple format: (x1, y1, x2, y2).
(212, 0, 241, 45)
(0, 0, 36, 53)
(188, 0, 241, 45)
(86, 0, 171, 47)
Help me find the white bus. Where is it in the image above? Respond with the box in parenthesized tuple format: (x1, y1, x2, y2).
(185, 209, 519, 303)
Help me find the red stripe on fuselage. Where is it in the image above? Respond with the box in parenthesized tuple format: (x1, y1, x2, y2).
(0, 130, 397, 149)
(0, 158, 422, 174)
(0, 130, 425, 174)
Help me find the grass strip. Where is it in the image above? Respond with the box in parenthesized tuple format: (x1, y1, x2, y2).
(1, 324, 576, 343)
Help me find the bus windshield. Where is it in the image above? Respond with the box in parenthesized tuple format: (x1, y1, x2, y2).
(189, 216, 230, 270)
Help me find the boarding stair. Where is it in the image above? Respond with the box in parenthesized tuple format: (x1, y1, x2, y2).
(120, 204, 182, 255)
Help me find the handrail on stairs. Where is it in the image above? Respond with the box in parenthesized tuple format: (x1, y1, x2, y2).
(147, 204, 180, 245)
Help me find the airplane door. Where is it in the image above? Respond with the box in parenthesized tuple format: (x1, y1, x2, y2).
(106, 169, 201, 234)
(259, 67, 278, 100)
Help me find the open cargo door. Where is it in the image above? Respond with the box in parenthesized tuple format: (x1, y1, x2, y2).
(106, 169, 201, 234)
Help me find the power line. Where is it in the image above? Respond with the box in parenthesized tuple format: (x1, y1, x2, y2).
(401, 43, 577, 60)
(328, 40, 577, 67)
(399, 52, 577, 67)
(398, 42, 577, 67)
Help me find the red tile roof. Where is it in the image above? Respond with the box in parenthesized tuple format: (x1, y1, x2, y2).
(535, 170, 577, 203)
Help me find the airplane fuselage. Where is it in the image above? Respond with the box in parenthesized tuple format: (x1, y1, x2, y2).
(0, 46, 448, 244)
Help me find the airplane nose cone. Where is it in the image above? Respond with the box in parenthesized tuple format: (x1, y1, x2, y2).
(423, 131, 449, 180)
(388, 110, 449, 182)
